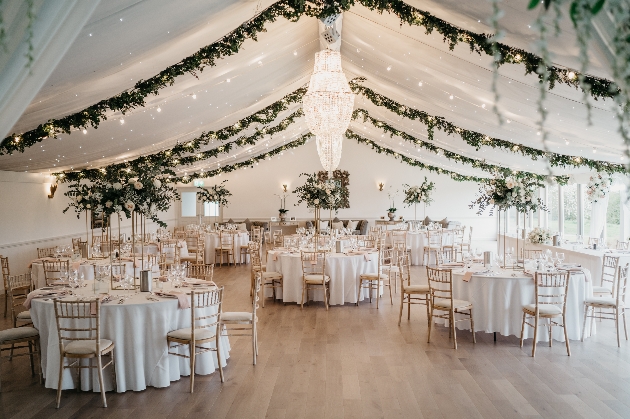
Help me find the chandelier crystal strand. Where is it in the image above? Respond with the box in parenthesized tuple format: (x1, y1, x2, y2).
(303, 49, 355, 173)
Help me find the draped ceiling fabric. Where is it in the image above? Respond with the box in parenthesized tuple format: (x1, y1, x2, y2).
(0, 0, 621, 183)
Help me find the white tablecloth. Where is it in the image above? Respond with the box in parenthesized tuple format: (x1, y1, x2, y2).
(204, 232, 250, 264)
(30, 283, 230, 392)
(31, 259, 135, 289)
(435, 266, 593, 341)
(500, 234, 630, 287)
(265, 250, 379, 305)
(385, 231, 454, 266)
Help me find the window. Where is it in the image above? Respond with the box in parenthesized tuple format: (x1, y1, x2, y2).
(583, 187, 593, 241)
(181, 192, 197, 217)
(204, 201, 220, 217)
(563, 184, 578, 241)
(548, 186, 560, 234)
(606, 185, 622, 247)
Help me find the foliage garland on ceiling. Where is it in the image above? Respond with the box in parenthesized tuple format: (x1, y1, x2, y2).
(351, 81, 626, 175)
(2, 0, 619, 155)
(353, 108, 553, 182)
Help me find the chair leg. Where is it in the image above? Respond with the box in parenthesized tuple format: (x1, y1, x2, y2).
(549, 318, 553, 347)
(252, 323, 257, 365)
(28, 341, 35, 377)
(96, 355, 107, 407)
(427, 306, 433, 343)
(324, 282, 329, 311)
(189, 342, 196, 393)
(563, 315, 571, 356)
(581, 305, 589, 342)
(56, 354, 64, 408)
(388, 278, 393, 305)
(110, 348, 117, 392)
(398, 294, 404, 326)
(356, 279, 362, 306)
(520, 312, 526, 348)
(623, 308, 628, 340)
(376, 281, 380, 309)
(425, 297, 431, 328)
(301, 280, 305, 309)
(451, 310, 457, 350)
(532, 315, 539, 357)
(470, 309, 476, 344)
(615, 307, 621, 348)
(216, 332, 225, 383)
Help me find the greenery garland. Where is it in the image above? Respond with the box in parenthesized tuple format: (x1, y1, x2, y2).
(354, 108, 553, 182)
(3, 0, 619, 155)
(197, 180, 232, 207)
(351, 81, 626, 175)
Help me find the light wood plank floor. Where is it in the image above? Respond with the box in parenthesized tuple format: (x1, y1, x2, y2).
(0, 264, 629, 418)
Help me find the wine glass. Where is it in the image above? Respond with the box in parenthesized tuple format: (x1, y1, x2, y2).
(556, 252, 565, 266)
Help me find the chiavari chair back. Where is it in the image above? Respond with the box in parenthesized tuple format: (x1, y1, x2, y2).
(391, 230, 407, 250)
(273, 234, 284, 249)
(300, 251, 330, 310)
(71, 238, 82, 252)
(53, 299, 115, 407)
(251, 226, 263, 243)
(167, 287, 225, 391)
(37, 247, 56, 258)
(187, 263, 215, 281)
(283, 236, 299, 249)
(423, 229, 443, 265)
(520, 271, 570, 357)
(42, 259, 70, 286)
(616, 240, 629, 250)
(357, 245, 390, 309)
(220, 273, 260, 364)
(7, 273, 33, 327)
(522, 249, 543, 260)
(215, 231, 235, 267)
(398, 253, 430, 326)
(426, 266, 475, 349)
(174, 231, 187, 240)
(1, 256, 9, 317)
(597, 255, 620, 296)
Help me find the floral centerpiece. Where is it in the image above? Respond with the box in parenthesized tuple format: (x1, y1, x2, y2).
(403, 177, 435, 220)
(528, 227, 552, 244)
(197, 180, 232, 207)
(586, 173, 612, 203)
(470, 176, 547, 215)
(293, 173, 344, 211)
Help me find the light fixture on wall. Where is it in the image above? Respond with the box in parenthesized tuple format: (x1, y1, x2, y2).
(48, 183, 58, 199)
(378, 182, 384, 191)
(282, 184, 288, 192)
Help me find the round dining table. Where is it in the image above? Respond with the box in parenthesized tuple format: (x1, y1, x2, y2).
(30, 282, 230, 392)
(384, 230, 455, 266)
(432, 265, 593, 342)
(265, 249, 379, 305)
(31, 258, 135, 289)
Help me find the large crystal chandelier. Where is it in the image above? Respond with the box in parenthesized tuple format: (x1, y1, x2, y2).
(302, 49, 354, 173)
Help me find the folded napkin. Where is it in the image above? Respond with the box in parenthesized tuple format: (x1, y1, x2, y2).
(462, 269, 489, 282)
(23, 289, 69, 309)
(154, 291, 190, 309)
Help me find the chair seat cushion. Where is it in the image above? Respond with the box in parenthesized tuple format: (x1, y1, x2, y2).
(65, 339, 113, 355)
(216, 247, 233, 251)
(0, 326, 38, 343)
(403, 284, 430, 293)
(168, 327, 216, 341)
(522, 304, 562, 316)
(360, 273, 388, 280)
(221, 312, 253, 322)
(262, 271, 282, 280)
(592, 286, 612, 295)
(304, 274, 330, 283)
(16, 310, 31, 320)
(433, 298, 472, 310)
(585, 297, 619, 307)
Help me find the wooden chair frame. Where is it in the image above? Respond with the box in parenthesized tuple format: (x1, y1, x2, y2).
(357, 241, 391, 309)
(187, 263, 215, 281)
(398, 254, 430, 326)
(43, 259, 70, 286)
(0, 327, 41, 392)
(220, 275, 260, 365)
(1, 256, 9, 318)
(301, 251, 330, 310)
(7, 273, 33, 328)
(215, 232, 235, 267)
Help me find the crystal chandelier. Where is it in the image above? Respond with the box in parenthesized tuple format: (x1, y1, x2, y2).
(303, 49, 354, 173)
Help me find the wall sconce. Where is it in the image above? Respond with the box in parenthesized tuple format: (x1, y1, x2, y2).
(48, 183, 58, 199)
(282, 184, 288, 192)
(378, 182, 384, 191)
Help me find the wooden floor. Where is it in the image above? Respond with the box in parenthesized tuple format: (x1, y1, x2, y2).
(1, 264, 629, 419)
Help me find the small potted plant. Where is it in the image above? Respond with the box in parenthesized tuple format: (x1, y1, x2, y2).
(387, 207, 397, 221)
(279, 208, 289, 222)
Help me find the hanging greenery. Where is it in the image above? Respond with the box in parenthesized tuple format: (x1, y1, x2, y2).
(3, 0, 619, 155)
(197, 180, 232, 207)
(470, 175, 548, 215)
(350, 82, 626, 174)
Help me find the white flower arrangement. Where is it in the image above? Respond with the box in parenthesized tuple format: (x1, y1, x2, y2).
(586, 173, 612, 203)
(403, 177, 435, 206)
(470, 175, 546, 215)
(134, 181, 143, 190)
(528, 227, 552, 244)
(293, 173, 345, 211)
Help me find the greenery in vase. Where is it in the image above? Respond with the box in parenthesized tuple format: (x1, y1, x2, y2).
(387, 207, 397, 213)
(293, 173, 345, 212)
(197, 180, 232, 207)
(470, 175, 547, 215)
(402, 177, 435, 206)
(278, 208, 289, 214)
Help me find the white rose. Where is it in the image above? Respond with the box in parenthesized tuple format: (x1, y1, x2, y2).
(86, 204, 91, 209)
(134, 181, 143, 190)
(129, 177, 138, 184)
(153, 179, 162, 188)
(124, 201, 135, 211)
(506, 179, 515, 189)
(76, 195, 83, 202)
(105, 201, 113, 208)
(113, 182, 122, 190)
(106, 183, 112, 189)
(313, 199, 320, 205)
(489, 199, 494, 204)
(114, 205, 122, 212)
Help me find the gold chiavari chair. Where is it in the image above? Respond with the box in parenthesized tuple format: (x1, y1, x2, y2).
(391, 230, 407, 249)
(220, 273, 260, 365)
(398, 253, 430, 326)
(301, 251, 330, 310)
(174, 231, 187, 240)
(594, 255, 619, 297)
(256, 247, 282, 307)
(185, 232, 201, 254)
(273, 234, 284, 249)
(283, 236, 299, 249)
(71, 238, 82, 252)
(187, 263, 215, 281)
(436, 249, 457, 265)
(37, 247, 56, 258)
(167, 287, 225, 392)
(522, 249, 543, 260)
(0, 322, 41, 392)
(91, 235, 102, 247)
(215, 231, 235, 267)
(520, 271, 570, 357)
(160, 239, 180, 267)
(582, 263, 628, 347)
(460, 226, 472, 254)
(173, 226, 185, 234)
(54, 299, 115, 407)
(7, 274, 33, 328)
(251, 226, 263, 243)
(616, 240, 629, 250)
(181, 239, 205, 265)
(427, 266, 475, 350)
(1, 256, 9, 318)
(423, 229, 443, 265)
(43, 259, 70, 286)
(357, 242, 391, 309)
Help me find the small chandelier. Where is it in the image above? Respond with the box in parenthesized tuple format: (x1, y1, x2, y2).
(303, 49, 354, 173)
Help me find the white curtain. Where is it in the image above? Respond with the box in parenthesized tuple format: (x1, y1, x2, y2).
(589, 194, 609, 239)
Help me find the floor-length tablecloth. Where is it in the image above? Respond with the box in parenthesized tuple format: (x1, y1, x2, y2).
(30, 285, 230, 392)
(204, 232, 250, 264)
(434, 267, 593, 341)
(265, 251, 379, 305)
(385, 231, 454, 266)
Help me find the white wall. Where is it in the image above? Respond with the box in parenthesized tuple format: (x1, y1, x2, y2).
(0, 171, 176, 277)
(197, 138, 495, 238)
